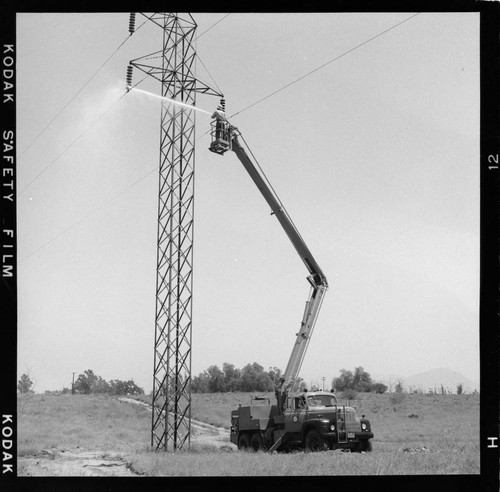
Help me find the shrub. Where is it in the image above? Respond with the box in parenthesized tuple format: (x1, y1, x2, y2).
(109, 379, 144, 396)
(18, 373, 34, 394)
(332, 369, 354, 391)
(332, 367, 385, 393)
(73, 370, 144, 396)
(390, 392, 406, 405)
(371, 382, 388, 394)
(342, 388, 358, 400)
(394, 380, 404, 393)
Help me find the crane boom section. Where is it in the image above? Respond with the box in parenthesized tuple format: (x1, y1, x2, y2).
(230, 131, 328, 290)
(281, 283, 327, 392)
(225, 127, 328, 402)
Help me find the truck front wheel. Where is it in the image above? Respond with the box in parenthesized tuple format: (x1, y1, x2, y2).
(362, 440, 372, 452)
(305, 429, 329, 452)
(238, 433, 250, 451)
(355, 439, 373, 452)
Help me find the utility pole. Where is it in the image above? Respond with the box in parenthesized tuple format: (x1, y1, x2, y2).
(72, 372, 76, 395)
(322, 376, 326, 391)
(128, 12, 222, 451)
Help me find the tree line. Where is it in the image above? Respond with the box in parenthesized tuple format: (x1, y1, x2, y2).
(17, 369, 144, 396)
(191, 362, 283, 393)
(331, 367, 388, 394)
(18, 366, 469, 397)
(18, 365, 387, 396)
(72, 369, 144, 395)
(191, 363, 388, 394)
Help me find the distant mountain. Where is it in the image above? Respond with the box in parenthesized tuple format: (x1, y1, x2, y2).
(402, 368, 479, 394)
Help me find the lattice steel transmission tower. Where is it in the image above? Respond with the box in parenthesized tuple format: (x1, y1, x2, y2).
(128, 12, 222, 451)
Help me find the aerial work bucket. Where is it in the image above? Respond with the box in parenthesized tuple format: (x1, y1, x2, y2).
(209, 120, 231, 155)
(209, 99, 231, 155)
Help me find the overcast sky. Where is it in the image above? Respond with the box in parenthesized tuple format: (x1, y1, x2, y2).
(16, 12, 479, 393)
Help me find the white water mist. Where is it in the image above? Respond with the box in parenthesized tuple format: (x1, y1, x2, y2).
(131, 88, 211, 115)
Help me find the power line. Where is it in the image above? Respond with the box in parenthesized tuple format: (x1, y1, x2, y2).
(138, 14, 229, 94)
(229, 13, 421, 118)
(19, 13, 227, 163)
(19, 17, 147, 157)
(18, 95, 124, 196)
(196, 14, 422, 156)
(17, 74, 153, 261)
(129, 14, 230, 62)
(195, 14, 230, 96)
(195, 13, 230, 41)
(19, 14, 420, 261)
(17, 13, 230, 252)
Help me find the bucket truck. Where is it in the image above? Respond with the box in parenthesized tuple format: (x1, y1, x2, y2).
(209, 108, 373, 452)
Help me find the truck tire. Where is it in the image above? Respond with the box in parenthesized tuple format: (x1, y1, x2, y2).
(250, 432, 266, 452)
(363, 440, 372, 452)
(355, 439, 372, 452)
(305, 429, 329, 452)
(238, 433, 250, 451)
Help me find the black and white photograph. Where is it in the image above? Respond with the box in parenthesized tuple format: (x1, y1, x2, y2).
(1, 4, 499, 488)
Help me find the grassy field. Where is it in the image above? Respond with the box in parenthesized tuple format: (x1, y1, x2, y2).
(17, 393, 151, 456)
(18, 391, 480, 476)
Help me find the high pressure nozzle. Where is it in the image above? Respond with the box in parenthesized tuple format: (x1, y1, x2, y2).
(126, 65, 134, 92)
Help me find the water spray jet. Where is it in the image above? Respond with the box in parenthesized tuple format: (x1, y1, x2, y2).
(131, 87, 212, 115)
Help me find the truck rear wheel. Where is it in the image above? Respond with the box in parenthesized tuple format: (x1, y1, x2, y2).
(305, 429, 329, 452)
(250, 432, 266, 452)
(238, 433, 250, 451)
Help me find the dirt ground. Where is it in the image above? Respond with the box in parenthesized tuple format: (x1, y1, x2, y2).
(17, 398, 236, 477)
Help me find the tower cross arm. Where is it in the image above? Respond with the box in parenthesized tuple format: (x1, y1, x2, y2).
(130, 60, 223, 98)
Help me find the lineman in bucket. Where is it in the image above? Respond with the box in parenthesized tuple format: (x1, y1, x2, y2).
(211, 104, 228, 141)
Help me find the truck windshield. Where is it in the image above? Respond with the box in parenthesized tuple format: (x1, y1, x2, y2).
(306, 395, 337, 407)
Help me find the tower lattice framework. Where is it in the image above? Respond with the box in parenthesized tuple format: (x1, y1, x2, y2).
(129, 12, 222, 451)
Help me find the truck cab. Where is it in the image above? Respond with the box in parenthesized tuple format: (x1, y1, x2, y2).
(281, 391, 373, 452)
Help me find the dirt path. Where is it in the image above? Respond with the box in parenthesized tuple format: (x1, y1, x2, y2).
(18, 448, 138, 476)
(18, 398, 235, 476)
(119, 397, 236, 451)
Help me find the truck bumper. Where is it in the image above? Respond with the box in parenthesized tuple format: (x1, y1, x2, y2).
(322, 431, 374, 441)
(356, 432, 374, 440)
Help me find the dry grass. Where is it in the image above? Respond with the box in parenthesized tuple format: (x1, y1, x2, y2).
(128, 391, 479, 476)
(128, 443, 478, 476)
(17, 393, 150, 455)
(18, 391, 480, 476)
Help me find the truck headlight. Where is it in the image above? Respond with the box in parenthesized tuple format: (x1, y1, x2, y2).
(330, 424, 335, 431)
(361, 423, 367, 431)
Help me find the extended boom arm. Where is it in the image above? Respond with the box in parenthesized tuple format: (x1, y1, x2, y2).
(210, 120, 328, 413)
